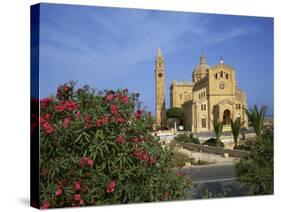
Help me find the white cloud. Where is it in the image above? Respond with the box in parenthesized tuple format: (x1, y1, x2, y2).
(40, 7, 259, 80)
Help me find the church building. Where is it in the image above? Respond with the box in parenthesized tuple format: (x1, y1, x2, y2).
(155, 48, 248, 132)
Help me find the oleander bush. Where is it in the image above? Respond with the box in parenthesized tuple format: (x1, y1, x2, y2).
(39, 82, 190, 209)
(236, 128, 273, 195)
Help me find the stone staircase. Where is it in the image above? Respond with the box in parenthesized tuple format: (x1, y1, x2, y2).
(222, 124, 231, 132)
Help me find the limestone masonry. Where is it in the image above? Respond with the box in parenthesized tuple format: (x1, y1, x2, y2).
(155, 48, 248, 132)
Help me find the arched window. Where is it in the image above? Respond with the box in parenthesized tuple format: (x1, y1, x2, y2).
(220, 71, 223, 78)
(215, 73, 218, 79)
(226, 73, 229, 79)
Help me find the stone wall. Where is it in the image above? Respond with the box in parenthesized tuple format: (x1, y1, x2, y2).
(181, 143, 249, 158)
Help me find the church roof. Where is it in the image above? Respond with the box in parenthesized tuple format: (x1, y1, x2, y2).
(192, 52, 210, 76)
(210, 62, 234, 70)
(171, 80, 193, 85)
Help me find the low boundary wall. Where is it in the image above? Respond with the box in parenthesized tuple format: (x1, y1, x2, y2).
(181, 143, 249, 158)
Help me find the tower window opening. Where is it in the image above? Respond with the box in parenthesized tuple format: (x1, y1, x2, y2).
(220, 71, 223, 78)
(215, 73, 218, 79)
(226, 73, 229, 79)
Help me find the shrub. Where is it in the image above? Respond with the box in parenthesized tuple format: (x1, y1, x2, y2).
(236, 131, 273, 195)
(39, 82, 190, 208)
(173, 133, 200, 144)
(166, 107, 184, 120)
(171, 151, 194, 168)
(235, 139, 256, 150)
(204, 138, 224, 147)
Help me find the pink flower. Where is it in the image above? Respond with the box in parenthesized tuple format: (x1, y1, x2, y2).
(74, 182, 81, 190)
(117, 117, 124, 124)
(106, 94, 114, 101)
(79, 199, 84, 205)
(54, 104, 65, 112)
(63, 117, 71, 128)
(65, 100, 78, 111)
(43, 122, 54, 134)
(116, 136, 125, 144)
(106, 180, 117, 193)
(41, 202, 50, 209)
(96, 117, 107, 127)
(73, 194, 81, 201)
(110, 105, 119, 115)
(64, 85, 71, 91)
(87, 158, 94, 167)
(80, 157, 87, 167)
(55, 188, 63, 197)
(40, 97, 52, 109)
(134, 148, 148, 161)
(54, 100, 78, 112)
(110, 116, 115, 123)
(85, 116, 91, 121)
(135, 109, 142, 119)
(39, 115, 45, 125)
(80, 157, 94, 168)
(148, 155, 156, 165)
(76, 111, 82, 119)
(85, 116, 91, 128)
(120, 96, 129, 104)
(141, 153, 148, 161)
(45, 113, 51, 120)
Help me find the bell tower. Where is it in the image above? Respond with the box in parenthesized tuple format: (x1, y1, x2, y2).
(155, 48, 166, 128)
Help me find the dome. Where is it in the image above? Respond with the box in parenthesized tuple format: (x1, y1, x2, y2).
(192, 63, 210, 76)
(192, 52, 210, 82)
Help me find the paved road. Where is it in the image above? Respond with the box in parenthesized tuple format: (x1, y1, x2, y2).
(178, 163, 249, 199)
(180, 163, 237, 183)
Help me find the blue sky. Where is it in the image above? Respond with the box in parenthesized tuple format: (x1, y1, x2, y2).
(38, 3, 274, 115)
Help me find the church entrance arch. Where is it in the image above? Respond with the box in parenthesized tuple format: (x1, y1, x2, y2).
(223, 109, 231, 125)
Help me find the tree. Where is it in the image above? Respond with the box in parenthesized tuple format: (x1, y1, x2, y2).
(166, 107, 184, 120)
(245, 105, 267, 140)
(230, 118, 244, 149)
(39, 82, 190, 208)
(236, 131, 273, 195)
(211, 120, 224, 147)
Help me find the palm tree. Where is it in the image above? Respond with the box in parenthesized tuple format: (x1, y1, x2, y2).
(212, 120, 224, 146)
(231, 118, 245, 149)
(245, 105, 267, 140)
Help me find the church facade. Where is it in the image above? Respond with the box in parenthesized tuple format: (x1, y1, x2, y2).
(155, 48, 248, 132)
